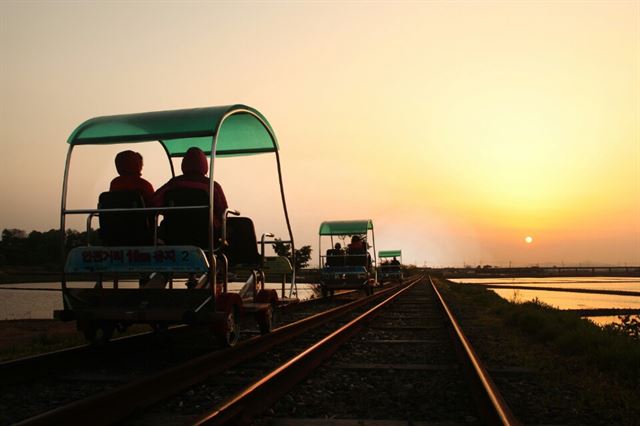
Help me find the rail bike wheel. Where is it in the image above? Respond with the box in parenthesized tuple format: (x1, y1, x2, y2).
(216, 306, 239, 347)
(257, 304, 274, 335)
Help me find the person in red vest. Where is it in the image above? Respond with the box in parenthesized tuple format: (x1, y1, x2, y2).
(153, 147, 228, 231)
(109, 150, 154, 205)
(347, 235, 365, 252)
(147, 147, 228, 289)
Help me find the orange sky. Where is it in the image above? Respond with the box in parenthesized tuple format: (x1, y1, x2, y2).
(0, 1, 638, 266)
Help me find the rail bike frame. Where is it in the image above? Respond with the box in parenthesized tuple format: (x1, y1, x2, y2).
(378, 250, 404, 283)
(54, 105, 297, 346)
(318, 220, 378, 297)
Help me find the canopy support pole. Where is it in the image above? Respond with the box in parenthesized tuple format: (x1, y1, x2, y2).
(59, 145, 75, 293)
(159, 140, 176, 178)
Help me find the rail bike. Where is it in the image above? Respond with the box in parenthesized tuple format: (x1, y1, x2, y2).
(318, 220, 377, 297)
(54, 105, 297, 346)
(378, 249, 404, 283)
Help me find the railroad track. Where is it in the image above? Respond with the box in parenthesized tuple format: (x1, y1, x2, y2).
(188, 275, 520, 425)
(7, 278, 417, 425)
(0, 289, 366, 386)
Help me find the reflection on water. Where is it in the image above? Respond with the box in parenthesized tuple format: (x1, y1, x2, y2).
(452, 276, 640, 292)
(0, 281, 319, 320)
(490, 288, 640, 310)
(450, 277, 640, 326)
(586, 316, 625, 327)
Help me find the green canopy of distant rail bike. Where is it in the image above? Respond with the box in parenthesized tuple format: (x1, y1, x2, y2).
(378, 250, 402, 258)
(67, 105, 278, 157)
(318, 220, 374, 236)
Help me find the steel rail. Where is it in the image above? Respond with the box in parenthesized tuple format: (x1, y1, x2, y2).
(15, 278, 419, 426)
(2, 288, 356, 386)
(193, 276, 423, 425)
(429, 276, 521, 426)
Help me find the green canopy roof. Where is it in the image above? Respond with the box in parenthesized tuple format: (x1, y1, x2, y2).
(319, 220, 373, 236)
(67, 105, 278, 157)
(378, 250, 402, 258)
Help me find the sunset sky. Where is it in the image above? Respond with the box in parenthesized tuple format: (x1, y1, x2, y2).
(0, 1, 638, 267)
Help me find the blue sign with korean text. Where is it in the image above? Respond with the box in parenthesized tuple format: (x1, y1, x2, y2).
(65, 246, 209, 273)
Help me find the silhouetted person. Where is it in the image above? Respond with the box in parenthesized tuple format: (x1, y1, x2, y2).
(146, 148, 228, 289)
(326, 243, 345, 267)
(153, 147, 228, 231)
(109, 150, 154, 205)
(347, 235, 365, 253)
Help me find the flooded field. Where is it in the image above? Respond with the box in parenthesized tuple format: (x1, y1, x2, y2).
(3, 277, 639, 326)
(0, 281, 319, 320)
(450, 276, 640, 326)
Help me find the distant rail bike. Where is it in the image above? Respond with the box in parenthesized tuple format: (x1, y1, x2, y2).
(378, 249, 404, 283)
(54, 105, 297, 346)
(318, 219, 378, 297)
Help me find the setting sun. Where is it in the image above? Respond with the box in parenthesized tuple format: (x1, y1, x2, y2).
(0, 1, 638, 268)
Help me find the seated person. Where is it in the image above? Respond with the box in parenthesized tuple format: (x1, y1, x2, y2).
(390, 257, 400, 265)
(347, 235, 365, 253)
(109, 150, 154, 205)
(347, 236, 370, 266)
(325, 243, 345, 266)
(106, 151, 154, 285)
(153, 147, 228, 231)
(146, 147, 228, 289)
(327, 242, 344, 255)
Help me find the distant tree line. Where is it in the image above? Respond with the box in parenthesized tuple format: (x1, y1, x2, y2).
(0, 228, 97, 267)
(1, 228, 314, 270)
